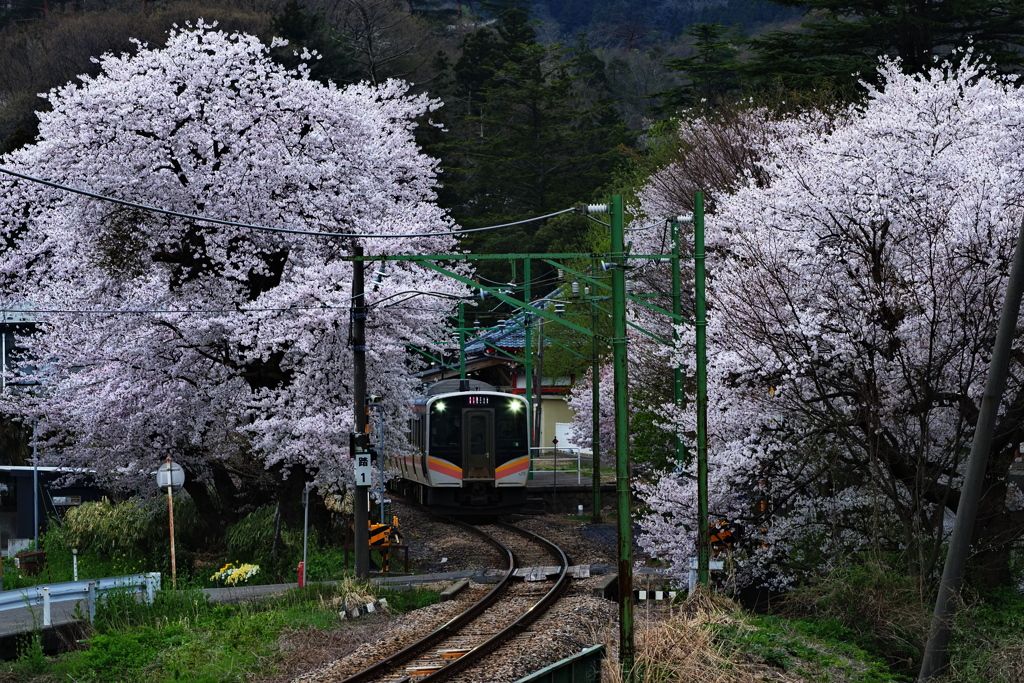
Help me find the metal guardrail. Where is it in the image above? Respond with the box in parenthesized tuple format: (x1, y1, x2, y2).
(515, 644, 605, 683)
(0, 572, 161, 626)
(530, 447, 583, 484)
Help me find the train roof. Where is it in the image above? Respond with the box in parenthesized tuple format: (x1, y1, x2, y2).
(424, 379, 499, 395)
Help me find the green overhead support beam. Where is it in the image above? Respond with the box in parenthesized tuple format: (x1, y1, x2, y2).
(414, 260, 597, 338)
(345, 252, 609, 263)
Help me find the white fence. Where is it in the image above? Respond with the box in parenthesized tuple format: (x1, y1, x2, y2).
(0, 572, 161, 626)
(530, 447, 583, 484)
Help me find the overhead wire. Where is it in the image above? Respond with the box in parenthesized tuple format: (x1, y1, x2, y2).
(0, 165, 577, 239)
(0, 288, 477, 316)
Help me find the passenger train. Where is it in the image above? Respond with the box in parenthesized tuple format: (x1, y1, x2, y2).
(388, 379, 531, 516)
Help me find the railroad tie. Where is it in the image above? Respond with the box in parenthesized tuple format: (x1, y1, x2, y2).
(406, 664, 443, 675)
(512, 564, 591, 581)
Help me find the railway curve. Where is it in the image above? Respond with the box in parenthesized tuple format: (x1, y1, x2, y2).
(336, 518, 570, 683)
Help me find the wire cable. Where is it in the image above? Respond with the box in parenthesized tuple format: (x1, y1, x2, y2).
(0, 165, 577, 239)
(0, 289, 476, 316)
(1, 305, 346, 315)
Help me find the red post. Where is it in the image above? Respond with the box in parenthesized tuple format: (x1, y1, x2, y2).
(297, 561, 305, 587)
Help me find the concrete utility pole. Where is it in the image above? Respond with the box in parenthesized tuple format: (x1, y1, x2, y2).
(352, 246, 370, 580)
(919, 217, 1024, 681)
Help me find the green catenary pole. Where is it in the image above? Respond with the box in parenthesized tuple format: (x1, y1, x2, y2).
(459, 301, 466, 380)
(695, 191, 710, 586)
(524, 258, 534, 451)
(592, 261, 603, 524)
(672, 220, 685, 466)
(610, 195, 635, 679)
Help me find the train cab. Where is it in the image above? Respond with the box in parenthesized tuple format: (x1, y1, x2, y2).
(393, 379, 531, 515)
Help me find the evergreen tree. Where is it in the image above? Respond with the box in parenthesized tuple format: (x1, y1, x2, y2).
(271, 0, 361, 85)
(660, 23, 743, 109)
(428, 9, 631, 285)
(745, 0, 1024, 95)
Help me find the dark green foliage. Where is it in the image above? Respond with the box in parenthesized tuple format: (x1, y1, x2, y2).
(428, 9, 632, 285)
(660, 24, 744, 109)
(39, 495, 215, 584)
(79, 627, 164, 681)
(711, 615, 906, 681)
(12, 635, 48, 676)
(627, 407, 678, 476)
(945, 590, 1024, 681)
(225, 505, 277, 565)
(779, 560, 930, 675)
(1, 580, 441, 681)
(744, 0, 1024, 96)
(270, 0, 361, 85)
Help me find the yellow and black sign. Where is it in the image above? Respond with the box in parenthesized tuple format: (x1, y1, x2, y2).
(368, 519, 401, 572)
(710, 521, 740, 555)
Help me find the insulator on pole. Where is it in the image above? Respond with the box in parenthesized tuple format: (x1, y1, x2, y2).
(586, 204, 609, 215)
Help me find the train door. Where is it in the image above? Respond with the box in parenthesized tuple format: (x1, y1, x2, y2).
(463, 409, 495, 480)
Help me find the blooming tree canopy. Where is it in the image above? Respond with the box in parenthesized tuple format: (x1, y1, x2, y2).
(0, 24, 468, 530)
(635, 54, 1024, 588)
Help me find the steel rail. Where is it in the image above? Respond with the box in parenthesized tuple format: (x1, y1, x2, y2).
(415, 521, 570, 682)
(338, 517, 516, 683)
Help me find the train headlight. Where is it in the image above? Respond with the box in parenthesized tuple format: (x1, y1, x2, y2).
(433, 401, 446, 413)
(507, 400, 522, 412)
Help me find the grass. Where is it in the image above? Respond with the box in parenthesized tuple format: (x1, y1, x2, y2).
(599, 590, 911, 683)
(709, 614, 907, 681)
(0, 578, 442, 683)
(942, 590, 1024, 682)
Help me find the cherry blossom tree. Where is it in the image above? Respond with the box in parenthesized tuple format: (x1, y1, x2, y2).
(635, 54, 1024, 589)
(0, 23, 468, 532)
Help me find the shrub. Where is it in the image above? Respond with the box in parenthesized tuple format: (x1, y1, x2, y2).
(778, 559, 929, 674)
(944, 590, 1024, 682)
(225, 505, 278, 565)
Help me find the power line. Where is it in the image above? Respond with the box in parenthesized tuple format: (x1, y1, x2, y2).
(0, 165, 577, 239)
(0, 306, 345, 315)
(0, 289, 476, 316)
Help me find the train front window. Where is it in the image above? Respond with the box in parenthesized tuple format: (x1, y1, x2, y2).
(495, 400, 527, 449)
(429, 402, 460, 448)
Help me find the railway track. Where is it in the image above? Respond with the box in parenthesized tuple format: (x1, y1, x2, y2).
(337, 518, 570, 683)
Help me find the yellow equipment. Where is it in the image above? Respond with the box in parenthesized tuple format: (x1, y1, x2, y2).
(368, 516, 401, 571)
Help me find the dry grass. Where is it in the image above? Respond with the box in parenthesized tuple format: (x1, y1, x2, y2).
(598, 587, 801, 683)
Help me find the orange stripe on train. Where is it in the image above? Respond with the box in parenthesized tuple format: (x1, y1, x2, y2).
(496, 457, 530, 477)
(427, 458, 463, 479)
